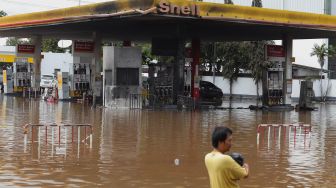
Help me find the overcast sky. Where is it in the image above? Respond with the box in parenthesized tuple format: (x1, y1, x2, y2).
(0, 0, 113, 45)
(0, 0, 113, 15)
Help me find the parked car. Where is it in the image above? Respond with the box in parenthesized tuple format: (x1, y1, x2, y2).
(200, 81, 223, 106)
(40, 75, 54, 88)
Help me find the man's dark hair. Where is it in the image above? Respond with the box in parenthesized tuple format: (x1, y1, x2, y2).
(212, 127, 232, 148)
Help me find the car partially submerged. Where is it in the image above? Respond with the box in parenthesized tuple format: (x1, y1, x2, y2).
(40, 75, 54, 88)
(200, 81, 223, 106)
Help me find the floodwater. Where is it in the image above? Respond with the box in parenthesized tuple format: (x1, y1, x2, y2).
(0, 96, 335, 188)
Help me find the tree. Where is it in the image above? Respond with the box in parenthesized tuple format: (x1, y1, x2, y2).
(252, 0, 262, 7)
(0, 10, 7, 17)
(6, 38, 68, 53)
(310, 43, 335, 101)
(42, 39, 66, 53)
(249, 0, 270, 106)
(224, 0, 234, 4)
(6, 37, 31, 46)
(220, 42, 250, 107)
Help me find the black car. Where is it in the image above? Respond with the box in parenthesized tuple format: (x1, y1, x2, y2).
(200, 81, 223, 106)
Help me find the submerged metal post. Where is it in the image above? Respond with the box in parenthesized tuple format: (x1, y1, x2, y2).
(52, 126, 54, 157)
(257, 125, 260, 146)
(38, 126, 41, 159)
(65, 126, 67, 158)
(90, 126, 93, 149)
(289, 126, 292, 144)
(24, 132, 27, 153)
(268, 126, 271, 149)
(77, 126, 80, 158)
(278, 126, 281, 148)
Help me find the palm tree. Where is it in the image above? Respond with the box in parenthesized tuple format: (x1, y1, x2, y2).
(0, 10, 7, 17)
(252, 0, 263, 7)
(248, 41, 272, 105)
(310, 43, 332, 101)
(224, 0, 234, 4)
(221, 42, 249, 107)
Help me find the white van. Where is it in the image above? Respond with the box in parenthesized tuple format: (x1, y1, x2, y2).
(40, 75, 54, 88)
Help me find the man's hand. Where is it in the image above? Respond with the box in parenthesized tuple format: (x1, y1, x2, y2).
(243, 163, 249, 178)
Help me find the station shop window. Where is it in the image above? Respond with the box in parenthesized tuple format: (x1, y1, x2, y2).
(116, 68, 139, 86)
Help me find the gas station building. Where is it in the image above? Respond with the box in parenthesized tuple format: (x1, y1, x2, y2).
(1, 0, 336, 107)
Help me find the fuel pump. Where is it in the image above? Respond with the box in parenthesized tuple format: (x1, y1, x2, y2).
(267, 62, 284, 105)
(57, 72, 70, 100)
(69, 63, 91, 98)
(3, 68, 14, 94)
(266, 45, 285, 106)
(13, 61, 32, 92)
(148, 62, 174, 105)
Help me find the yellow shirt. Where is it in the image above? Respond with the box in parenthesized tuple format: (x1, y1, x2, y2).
(205, 151, 248, 188)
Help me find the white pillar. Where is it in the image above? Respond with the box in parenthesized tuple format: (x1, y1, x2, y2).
(283, 35, 293, 105)
(92, 32, 102, 107)
(32, 36, 42, 94)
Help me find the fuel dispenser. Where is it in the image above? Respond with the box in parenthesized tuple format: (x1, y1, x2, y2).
(266, 45, 285, 106)
(57, 72, 70, 100)
(148, 62, 174, 105)
(69, 63, 91, 98)
(13, 61, 32, 92)
(267, 62, 284, 105)
(3, 69, 13, 94)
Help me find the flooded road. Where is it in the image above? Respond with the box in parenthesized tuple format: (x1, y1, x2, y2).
(0, 96, 335, 187)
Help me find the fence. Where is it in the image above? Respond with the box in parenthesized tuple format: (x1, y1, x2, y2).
(23, 123, 93, 158)
(257, 123, 312, 149)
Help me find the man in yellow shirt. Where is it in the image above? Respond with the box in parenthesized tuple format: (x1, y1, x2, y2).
(205, 127, 249, 188)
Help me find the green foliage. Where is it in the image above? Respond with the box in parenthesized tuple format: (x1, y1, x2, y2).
(219, 42, 249, 81)
(6, 37, 32, 46)
(136, 43, 156, 65)
(42, 39, 66, 53)
(248, 41, 273, 85)
(6, 38, 67, 53)
(0, 10, 7, 17)
(310, 43, 330, 69)
(224, 0, 234, 4)
(252, 0, 263, 7)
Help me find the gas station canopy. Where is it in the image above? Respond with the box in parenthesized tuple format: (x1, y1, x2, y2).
(1, 0, 336, 41)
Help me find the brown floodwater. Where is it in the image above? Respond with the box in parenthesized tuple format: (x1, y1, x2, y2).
(0, 96, 335, 187)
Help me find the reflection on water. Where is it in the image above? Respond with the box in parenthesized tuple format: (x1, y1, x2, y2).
(0, 96, 335, 187)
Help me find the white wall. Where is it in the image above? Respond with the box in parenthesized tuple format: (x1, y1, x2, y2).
(203, 75, 336, 101)
(202, 76, 262, 96)
(41, 52, 72, 76)
(293, 79, 336, 98)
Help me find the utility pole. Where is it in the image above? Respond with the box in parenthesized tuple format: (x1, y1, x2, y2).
(79, 0, 81, 6)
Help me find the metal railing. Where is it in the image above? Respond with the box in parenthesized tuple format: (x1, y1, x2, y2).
(177, 95, 196, 110)
(129, 93, 156, 109)
(23, 123, 93, 158)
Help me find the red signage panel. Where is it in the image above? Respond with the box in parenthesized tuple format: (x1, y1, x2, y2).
(17, 44, 35, 54)
(266, 45, 285, 57)
(74, 41, 94, 53)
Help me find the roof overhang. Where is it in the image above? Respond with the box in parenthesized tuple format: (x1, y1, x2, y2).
(0, 0, 336, 41)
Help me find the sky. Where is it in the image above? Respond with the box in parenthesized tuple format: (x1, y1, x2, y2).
(0, 0, 113, 15)
(0, 0, 113, 45)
